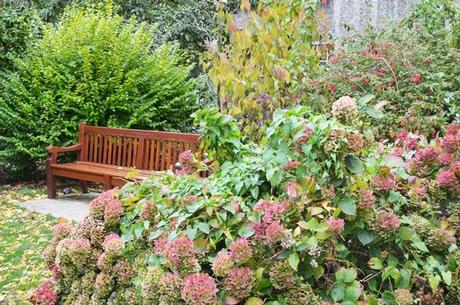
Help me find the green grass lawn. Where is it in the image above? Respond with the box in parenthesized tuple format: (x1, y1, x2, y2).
(0, 185, 57, 304)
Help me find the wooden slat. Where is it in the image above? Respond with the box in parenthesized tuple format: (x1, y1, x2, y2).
(117, 137, 122, 166)
(107, 136, 113, 165)
(83, 134, 90, 161)
(98, 135, 103, 163)
(155, 141, 161, 170)
(149, 140, 155, 170)
(165, 142, 172, 170)
(127, 139, 133, 167)
(172, 142, 178, 171)
(92, 135, 98, 163)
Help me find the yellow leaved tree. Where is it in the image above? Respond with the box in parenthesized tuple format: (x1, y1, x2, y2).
(203, 0, 321, 139)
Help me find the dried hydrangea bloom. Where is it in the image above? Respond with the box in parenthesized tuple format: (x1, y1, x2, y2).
(229, 238, 253, 264)
(327, 218, 345, 234)
(181, 273, 218, 305)
(427, 228, 456, 250)
(296, 126, 314, 146)
(104, 198, 124, 227)
(114, 260, 133, 286)
(94, 272, 114, 298)
(372, 174, 397, 191)
(43, 242, 58, 267)
(165, 237, 199, 273)
(347, 132, 365, 152)
(89, 189, 118, 220)
(102, 233, 123, 257)
(153, 236, 168, 256)
(52, 223, 72, 241)
(285, 282, 321, 305)
(269, 261, 299, 291)
(159, 272, 182, 304)
(212, 250, 234, 277)
(29, 280, 57, 305)
(282, 159, 299, 171)
(358, 189, 376, 208)
(224, 267, 256, 299)
(140, 201, 156, 222)
(437, 170, 458, 188)
(264, 221, 286, 243)
(97, 252, 112, 271)
(447, 123, 460, 136)
(394, 289, 414, 305)
(179, 150, 194, 168)
(331, 96, 358, 122)
(69, 237, 92, 270)
(376, 211, 400, 232)
(141, 267, 163, 302)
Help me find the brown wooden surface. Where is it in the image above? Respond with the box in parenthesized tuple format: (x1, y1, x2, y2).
(47, 123, 202, 198)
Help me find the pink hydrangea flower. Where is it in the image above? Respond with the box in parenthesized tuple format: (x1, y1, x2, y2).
(414, 187, 426, 199)
(372, 174, 397, 191)
(437, 153, 453, 166)
(229, 238, 253, 263)
(264, 221, 286, 243)
(358, 189, 376, 208)
(447, 123, 460, 136)
(179, 150, 194, 168)
(376, 211, 400, 231)
(165, 237, 198, 273)
(140, 201, 156, 221)
(102, 233, 122, 256)
(224, 267, 256, 299)
(212, 251, 234, 277)
(395, 131, 409, 144)
(104, 198, 124, 227)
(154, 236, 168, 256)
(327, 218, 345, 233)
(437, 170, 457, 188)
(254, 200, 287, 223)
(89, 189, 117, 219)
(331, 96, 358, 121)
(414, 146, 438, 163)
(440, 135, 458, 154)
(390, 147, 403, 157)
(51, 264, 61, 280)
(52, 223, 72, 241)
(29, 280, 57, 305)
(181, 273, 218, 305)
(411, 73, 422, 84)
(451, 161, 460, 176)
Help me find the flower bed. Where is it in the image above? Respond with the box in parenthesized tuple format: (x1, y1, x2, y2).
(31, 107, 459, 305)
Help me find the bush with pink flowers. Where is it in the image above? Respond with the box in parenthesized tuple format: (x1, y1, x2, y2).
(31, 107, 459, 305)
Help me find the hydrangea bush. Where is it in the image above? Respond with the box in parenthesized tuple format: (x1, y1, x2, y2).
(31, 107, 459, 305)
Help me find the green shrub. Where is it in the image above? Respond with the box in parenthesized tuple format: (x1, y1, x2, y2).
(308, 0, 459, 139)
(0, 6, 41, 71)
(32, 107, 459, 304)
(0, 2, 197, 180)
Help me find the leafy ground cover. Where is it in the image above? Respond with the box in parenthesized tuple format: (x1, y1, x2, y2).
(0, 185, 57, 304)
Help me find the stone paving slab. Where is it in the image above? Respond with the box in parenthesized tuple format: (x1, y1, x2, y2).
(19, 193, 99, 222)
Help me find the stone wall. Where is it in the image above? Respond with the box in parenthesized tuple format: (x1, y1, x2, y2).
(323, 0, 421, 39)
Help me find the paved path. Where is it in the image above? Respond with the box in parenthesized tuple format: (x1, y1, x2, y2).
(19, 193, 98, 222)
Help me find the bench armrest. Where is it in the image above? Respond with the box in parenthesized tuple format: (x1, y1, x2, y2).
(47, 143, 82, 154)
(47, 143, 82, 164)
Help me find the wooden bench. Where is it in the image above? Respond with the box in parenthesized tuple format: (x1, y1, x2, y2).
(47, 123, 202, 198)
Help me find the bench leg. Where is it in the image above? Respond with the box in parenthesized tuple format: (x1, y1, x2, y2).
(80, 181, 88, 194)
(47, 173, 57, 199)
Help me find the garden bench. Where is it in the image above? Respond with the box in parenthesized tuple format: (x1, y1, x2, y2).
(47, 123, 202, 198)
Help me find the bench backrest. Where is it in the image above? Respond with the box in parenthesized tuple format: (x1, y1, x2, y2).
(78, 123, 202, 172)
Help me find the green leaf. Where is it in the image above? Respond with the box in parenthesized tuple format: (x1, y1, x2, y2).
(369, 257, 383, 270)
(396, 269, 411, 288)
(366, 107, 384, 119)
(357, 230, 374, 245)
(345, 154, 364, 174)
(245, 297, 264, 305)
(197, 222, 210, 234)
(336, 268, 357, 283)
(428, 275, 441, 291)
(358, 94, 376, 105)
(331, 283, 345, 302)
(344, 284, 361, 301)
(398, 227, 415, 241)
(411, 235, 429, 252)
(441, 271, 452, 285)
(288, 252, 299, 271)
(338, 199, 357, 216)
(238, 224, 255, 238)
